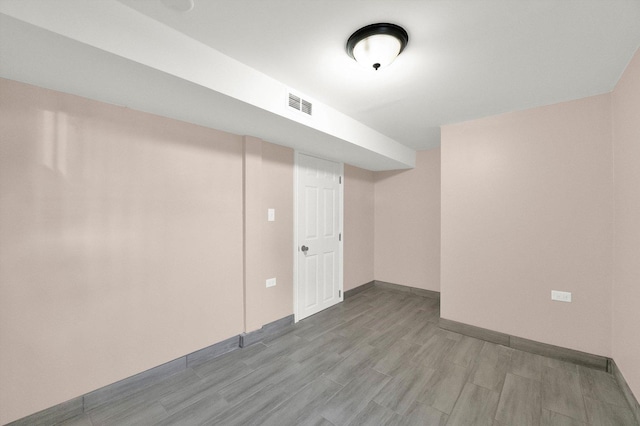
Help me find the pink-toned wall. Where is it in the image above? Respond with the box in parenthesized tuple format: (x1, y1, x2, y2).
(0, 79, 293, 424)
(374, 149, 441, 291)
(612, 48, 640, 401)
(344, 165, 375, 291)
(441, 94, 613, 356)
(244, 138, 294, 332)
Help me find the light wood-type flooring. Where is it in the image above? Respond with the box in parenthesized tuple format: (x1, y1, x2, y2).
(56, 286, 637, 425)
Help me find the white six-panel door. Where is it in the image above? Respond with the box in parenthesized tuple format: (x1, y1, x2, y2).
(295, 153, 343, 321)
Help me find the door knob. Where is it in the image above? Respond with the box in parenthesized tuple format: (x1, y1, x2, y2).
(301, 245, 309, 253)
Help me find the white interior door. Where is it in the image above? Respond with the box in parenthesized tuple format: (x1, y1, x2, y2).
(295, 153, 343, 321)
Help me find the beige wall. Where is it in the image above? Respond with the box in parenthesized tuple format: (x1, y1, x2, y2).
(374, 149, 441, 291)
(343, 165, 375, 291)
(612, 48, 640, 400)
(244, 138, 294, 332)
(441, 94, 613, 356)
(0, 79, 293, 424)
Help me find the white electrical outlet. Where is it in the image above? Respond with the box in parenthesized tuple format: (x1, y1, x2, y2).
(267, 208, 275, 222)
(551, 290, 572, 302)
(266, 278, 276, 288)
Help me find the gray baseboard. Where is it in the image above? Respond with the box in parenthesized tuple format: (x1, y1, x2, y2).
(374, 280, 440, 299)
(439, 317, 609, 371)
(344, 281, 375, 299)
(439, 318, 510, 346)
(510, 335, 608, 372)
(186, 335, 241, 368)
(240, 314, 294, 347)
(84, 356, 188, 412)
(8, 313, 294, 425)
(611, 359, 640, 425)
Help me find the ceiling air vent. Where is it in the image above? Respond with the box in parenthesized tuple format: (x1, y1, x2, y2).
(301, 99, 312, 115)
(288, 92, 312, 116)
(288, 93, 301, 110)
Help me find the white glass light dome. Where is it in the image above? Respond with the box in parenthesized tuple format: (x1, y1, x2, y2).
(346, 23, 409, 71)
(352, 34, 402, 70)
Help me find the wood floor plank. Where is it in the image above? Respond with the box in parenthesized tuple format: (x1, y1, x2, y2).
(509, 349, 546, 382)
(218, 357, 301, 404)
(396, 306, 432, 328)
(256, 376, 343, 426)
(446, 382, 500, 426)
(288, 331, 349, 362)
(299, 415, 338, 426)
(540, 409, 587, 426)
(191, 353, 255, 381)
(276, 351, 344, 395)
(166, 364, 253, 412)
(320, 367, 392, 426)
(578, 365, 629, 408)
(418, 361, 470, 414)
(449, 335, 486, 368)
(400, 402, 448, 426)
(583, 396, 638, 426)
(366, 322, 413, 350)
(373, 339, 421, 375)
(241, 334, 305, 368)
(346, 400, 402, 426)
(469, 342, 513, 392)
(298, 313, 348, 341)
(334, 313, 376, 336)
(205, 384, 290, 426)
(411, 334, 457, 368)
(325, 343, 381, 386)
(400, 320, 440, 346)
(373, 362, 436, 415)
(366, 306, 412, 332)
(156, 395, 229, 425)
(541, 365, 587, 423)
(494, 373, 542, 426)
(90, 401, 168, 426)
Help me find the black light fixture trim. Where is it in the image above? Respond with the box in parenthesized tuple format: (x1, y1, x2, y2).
(346, 23, 409, 70)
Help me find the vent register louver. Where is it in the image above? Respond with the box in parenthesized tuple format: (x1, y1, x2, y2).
(288, 93, 312, 116)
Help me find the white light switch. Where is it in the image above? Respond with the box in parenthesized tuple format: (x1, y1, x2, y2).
(267, 208, 275, 222)
(266, 278, 276, 288)
(551, 290, 572, 302)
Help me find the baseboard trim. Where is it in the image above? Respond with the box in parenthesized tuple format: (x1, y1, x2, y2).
(344, 281, 375, 299)
(439, 318, 510, 346)
(240, 314, 294, 347)
(8, 314, 295, 425)
(611, 359, 640, 425)
(186, 335, 241, 368)
(374, 280, 440, 299)
(84, 356, 188, 412)
(510, 335, 607, 371)
(439, 317, 609, 371)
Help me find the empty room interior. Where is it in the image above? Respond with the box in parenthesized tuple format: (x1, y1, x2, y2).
(1, 1, 640, 425)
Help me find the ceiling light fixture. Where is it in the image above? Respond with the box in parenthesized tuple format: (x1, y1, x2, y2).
(346, 23, 409, 71)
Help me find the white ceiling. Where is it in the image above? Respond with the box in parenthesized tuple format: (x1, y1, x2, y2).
(1, 0, 640, 169)
(119, 0, 640, 150)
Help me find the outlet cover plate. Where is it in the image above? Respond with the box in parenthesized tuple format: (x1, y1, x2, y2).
(551, 290, 572, 302)
(266, 278, 276, 288)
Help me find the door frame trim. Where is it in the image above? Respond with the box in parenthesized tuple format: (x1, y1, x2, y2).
(293, 152, 344, 322)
